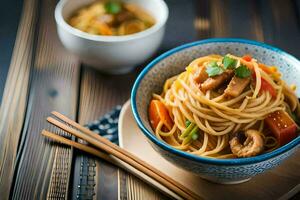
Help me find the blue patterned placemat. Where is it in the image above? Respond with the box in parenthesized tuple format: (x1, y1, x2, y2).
(74, 106, 122, 199)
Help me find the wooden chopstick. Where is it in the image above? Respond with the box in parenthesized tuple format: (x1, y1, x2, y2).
(42, 130, 111, 161)
(46, 111, 202, 200)
(41, 129, 184, 200)
(49, 112, 200, 199)
(42, 129, 183, 199)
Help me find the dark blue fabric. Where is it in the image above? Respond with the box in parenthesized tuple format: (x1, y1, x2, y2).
(75, 106, 121, 199)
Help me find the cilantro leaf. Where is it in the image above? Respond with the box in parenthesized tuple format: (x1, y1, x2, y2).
(105, 1, 122, 14)
(222, 56, 237, 69)
(207, 61, 218, 68)
(235, 65, 251, 78)
(206, 61, 224, 77)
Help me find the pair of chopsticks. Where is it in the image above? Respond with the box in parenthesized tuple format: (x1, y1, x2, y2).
(42, 111, 202, 200)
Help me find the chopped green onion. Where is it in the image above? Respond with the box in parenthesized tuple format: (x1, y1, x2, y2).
(183, 125, 199, 145)
(185, 120, 191, 128)
(206, 61, 224, 77)
(235, 65, 251, 78)
(180, 122, 195, 139)
(222, 56, 237, 69)
(105, 1, 122, 14)
(189, 125, 199, 137)
(191, 132, 199, 140)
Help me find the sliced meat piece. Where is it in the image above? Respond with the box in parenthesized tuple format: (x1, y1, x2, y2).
(193, 66, 208, 84)
(224, 76, 251, 97)
(201, 70, 234, 92)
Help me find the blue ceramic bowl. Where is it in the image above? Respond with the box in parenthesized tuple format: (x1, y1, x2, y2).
(131, 38, 300, 184)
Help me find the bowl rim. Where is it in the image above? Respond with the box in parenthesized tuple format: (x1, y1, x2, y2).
(54, 0, 169, 42)
(131, 38, 300, 166)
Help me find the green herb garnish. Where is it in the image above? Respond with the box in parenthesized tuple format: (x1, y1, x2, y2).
(191, 132, 199, 140)
(206, 61, 224, 77)
(105, 1, 122, 14)
(180, 122, 195, 139)
(222, 56, 237, 69)
(183, 125, 199, 145)
(235, 65, 251, 78)
(185, 120, 191, 128)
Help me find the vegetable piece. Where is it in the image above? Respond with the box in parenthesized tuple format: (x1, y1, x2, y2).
(258, 63, 281, 80)
(242, 55, 252, 62)
(260, 77, 277, 98)
(205, 61, 224, 77)
(264, 110, 297, 146)
(148, 100, 173, 131)
(185, 120, 191, 128)
(180, 122, 195, 139)
(258, 63, 273, 74)
(191, 132, 199, 140)
(224, 76, 251, 97)
(235, 65, 251, 78)
(94, 21, 113, 35)
(222, 56, 237, 69)
(282, 82, 298, 111)
(105, 1, 122, 14)
(183, 125, 199, 145)
(201, 70, 234, 92)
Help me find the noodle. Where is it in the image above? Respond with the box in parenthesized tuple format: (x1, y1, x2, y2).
(149, 54, 299, 158)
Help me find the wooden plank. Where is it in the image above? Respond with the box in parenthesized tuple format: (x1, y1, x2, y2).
(73, 66, 173, 199)
(74, 67, 137, 199)
(10, 0, 80, 199)
(258, 0, 300, 55)
(0, 0, 23, 102)
(160, 0, 198, 52)
(267, 0, 300, 57)
(226, 0, 263, 40)
(209, 0, 230, 37)
(96, 160, 119, 199)
(194, 0, 211, 38)
(0, 0, 39, 198)
(125, 173, 170, 200)
(295, 0, 300, 22)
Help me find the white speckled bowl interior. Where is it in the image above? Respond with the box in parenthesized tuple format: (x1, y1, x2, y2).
(131, 39, 300, 183)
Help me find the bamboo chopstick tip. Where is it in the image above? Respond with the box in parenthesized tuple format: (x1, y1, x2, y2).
(46, 117, 54, 123)
(41, 129, 48, 136)
(51, 111, 58, 115)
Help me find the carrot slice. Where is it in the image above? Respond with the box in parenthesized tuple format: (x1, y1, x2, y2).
(258, 63, 273, 74)
(260, 78, 277, 98)
(242, 55, 252, 62)
(252, 73, 277, 99)
(149, 100, 173, 131)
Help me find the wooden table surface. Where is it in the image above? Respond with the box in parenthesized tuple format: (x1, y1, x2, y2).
(0, 0, 299, 199)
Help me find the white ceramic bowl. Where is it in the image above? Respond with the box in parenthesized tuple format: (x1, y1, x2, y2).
(55, 0, 168, 74)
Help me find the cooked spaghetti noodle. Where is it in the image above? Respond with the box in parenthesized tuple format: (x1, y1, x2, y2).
(148, 54, 299, 158)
